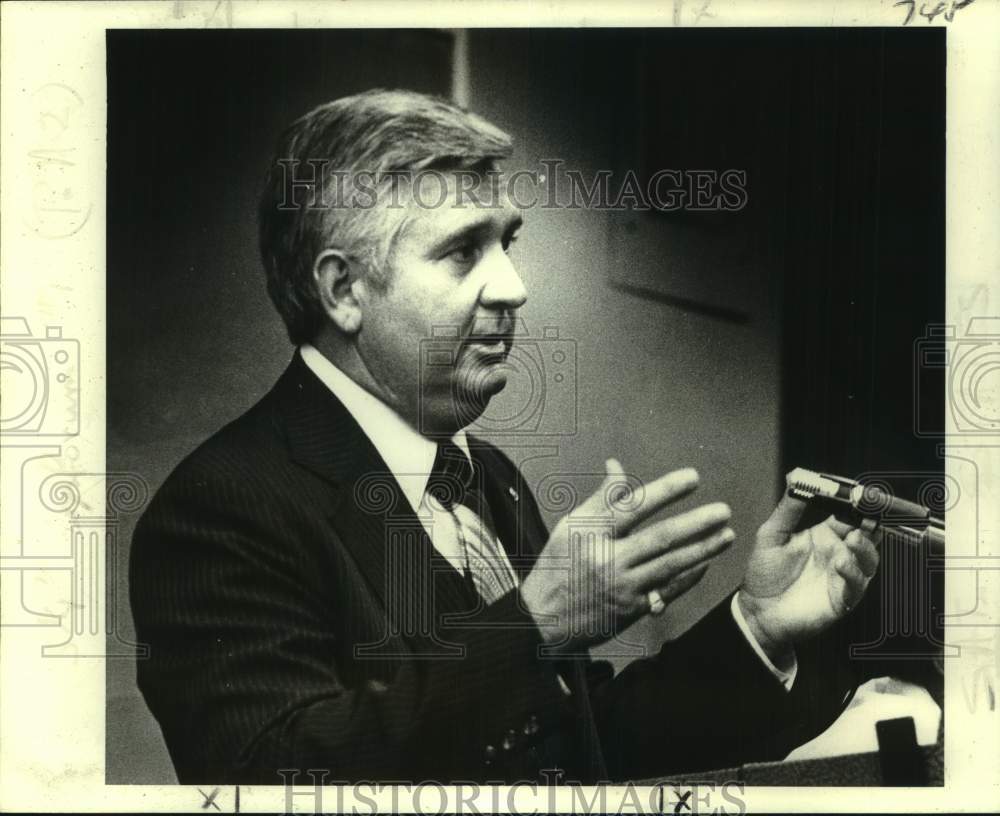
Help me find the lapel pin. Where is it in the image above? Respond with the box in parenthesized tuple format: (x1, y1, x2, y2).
(508, 486, 519, 502)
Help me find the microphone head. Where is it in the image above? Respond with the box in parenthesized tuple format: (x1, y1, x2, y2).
(786, 467, 841, 500)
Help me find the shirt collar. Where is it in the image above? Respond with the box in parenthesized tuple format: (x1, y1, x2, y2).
(299, 343, 470, 512)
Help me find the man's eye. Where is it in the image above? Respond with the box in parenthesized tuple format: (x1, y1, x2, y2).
(448, 244, 480, 264)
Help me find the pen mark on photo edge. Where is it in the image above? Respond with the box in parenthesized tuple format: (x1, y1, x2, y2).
(26, 83, 91, 240)
(894, 0, 978, 26)
(197, 786, 221, 811)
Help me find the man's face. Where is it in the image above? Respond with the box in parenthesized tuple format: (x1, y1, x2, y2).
(355, 172, 527, 434)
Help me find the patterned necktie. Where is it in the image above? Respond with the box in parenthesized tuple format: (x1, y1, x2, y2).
(427, 441, 518, 604)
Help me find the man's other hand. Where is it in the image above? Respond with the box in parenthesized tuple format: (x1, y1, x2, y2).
(736, 485, 880, 665)
(519, 460, 734, 652)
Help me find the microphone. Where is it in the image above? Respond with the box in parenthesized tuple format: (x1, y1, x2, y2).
(786, 467, 945, 553)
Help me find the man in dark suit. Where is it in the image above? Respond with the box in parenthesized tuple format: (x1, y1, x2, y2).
(130, 89, 881, 785)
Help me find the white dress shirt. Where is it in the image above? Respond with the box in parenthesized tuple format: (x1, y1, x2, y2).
(299, 343, 795, 691)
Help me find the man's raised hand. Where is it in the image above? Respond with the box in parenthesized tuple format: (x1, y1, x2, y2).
(519, 459, 734, 652)
(736, 483, 881, 665)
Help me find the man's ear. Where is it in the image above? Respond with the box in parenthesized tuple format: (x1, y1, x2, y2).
(313, 249, 363, 335)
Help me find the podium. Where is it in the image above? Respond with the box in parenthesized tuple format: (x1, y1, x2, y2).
(643, 716, 943, 787)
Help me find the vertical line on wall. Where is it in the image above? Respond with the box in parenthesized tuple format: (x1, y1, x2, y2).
(451, 29, 470, 107)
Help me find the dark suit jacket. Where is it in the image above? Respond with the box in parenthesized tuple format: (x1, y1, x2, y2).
(130, 352, 860, 784)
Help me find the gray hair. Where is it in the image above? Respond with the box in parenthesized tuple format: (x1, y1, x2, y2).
(258, 88, 513, 344)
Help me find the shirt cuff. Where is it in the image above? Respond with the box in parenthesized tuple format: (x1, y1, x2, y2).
(730, 594, 798, 691)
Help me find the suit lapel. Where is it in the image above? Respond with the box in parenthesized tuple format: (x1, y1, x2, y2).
(273, 352, 474, 652)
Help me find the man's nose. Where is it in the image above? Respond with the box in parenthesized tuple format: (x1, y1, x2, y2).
(478, 245, 528, 309)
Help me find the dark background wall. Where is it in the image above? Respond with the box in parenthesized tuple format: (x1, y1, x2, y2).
(107, 28, 943, 783)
